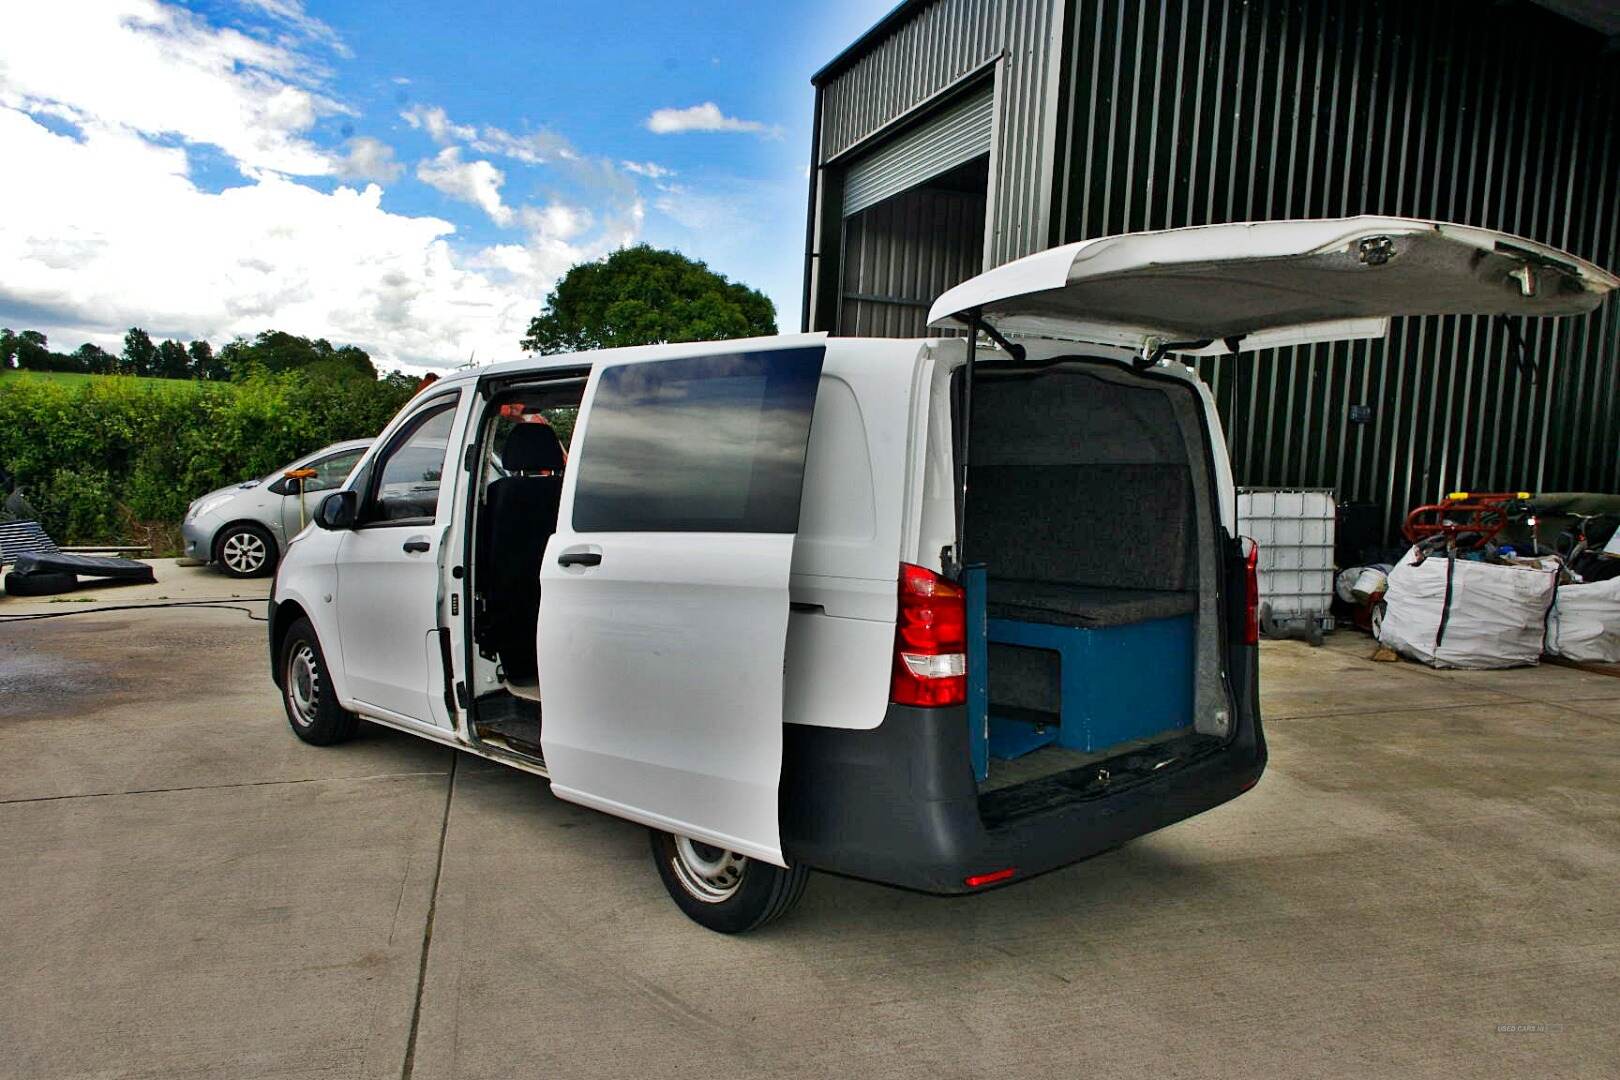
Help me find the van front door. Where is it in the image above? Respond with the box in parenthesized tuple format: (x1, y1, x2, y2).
(335, 392, 463, 727)
(538, 339, 826, 865)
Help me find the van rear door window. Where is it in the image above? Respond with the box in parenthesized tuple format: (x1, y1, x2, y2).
(570, 347, 823, 533)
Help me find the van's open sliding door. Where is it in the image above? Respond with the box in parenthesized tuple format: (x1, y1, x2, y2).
(537, 337, 827, 865)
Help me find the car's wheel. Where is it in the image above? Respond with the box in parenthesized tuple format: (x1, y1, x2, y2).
(649, 829, 810, 934)
(279, 617, 359, 745)
(217, 523, 278, 578)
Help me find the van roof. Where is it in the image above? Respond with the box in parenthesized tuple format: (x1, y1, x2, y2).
(434, 331, 954, 383)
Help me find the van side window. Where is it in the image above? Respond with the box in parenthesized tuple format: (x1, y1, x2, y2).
(360, 398, 458, 525)
(571, 347, 823, 533)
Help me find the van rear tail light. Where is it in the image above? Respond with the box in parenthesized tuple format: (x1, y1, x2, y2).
(1242, 538, 1261, 646)
(890, 563, 967, 708)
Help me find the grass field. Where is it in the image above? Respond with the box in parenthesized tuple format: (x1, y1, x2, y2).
(0, 369, 214, 391)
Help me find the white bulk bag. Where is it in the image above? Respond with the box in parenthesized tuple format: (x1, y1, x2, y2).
(1376, 547, 1557, 669)
(1548, 578, 1620, 663)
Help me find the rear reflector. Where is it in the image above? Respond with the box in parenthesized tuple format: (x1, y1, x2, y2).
(890, 563, 967, 708)
(964, 867, 1017, 888)
(1242, 538, 1261, 646)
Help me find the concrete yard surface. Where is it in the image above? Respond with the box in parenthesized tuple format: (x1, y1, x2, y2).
(0, 557, 270, 612)
(1, 604, 1617, 1079)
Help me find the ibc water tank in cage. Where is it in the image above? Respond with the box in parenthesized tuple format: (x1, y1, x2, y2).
(1236, 488, 1337, 635)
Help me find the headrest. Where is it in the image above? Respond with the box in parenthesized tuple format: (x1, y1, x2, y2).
(501, 422, 566, 473)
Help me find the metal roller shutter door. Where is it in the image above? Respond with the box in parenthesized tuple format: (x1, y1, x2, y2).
(841, 88, 994, 218)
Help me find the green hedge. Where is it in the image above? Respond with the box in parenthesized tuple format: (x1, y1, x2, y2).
(0, 370, 416, 545)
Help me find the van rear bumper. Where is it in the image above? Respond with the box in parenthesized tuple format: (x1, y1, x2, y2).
(780, 675, 1265, 894)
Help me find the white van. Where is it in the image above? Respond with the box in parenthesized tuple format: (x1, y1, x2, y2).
(268, 218, 1614, 932)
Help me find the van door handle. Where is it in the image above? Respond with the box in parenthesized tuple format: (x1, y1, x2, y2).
(557, 551, 601, 567)
(403, 538, 431, 553)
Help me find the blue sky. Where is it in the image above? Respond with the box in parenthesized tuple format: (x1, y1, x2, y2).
(0, 0, 893, 369)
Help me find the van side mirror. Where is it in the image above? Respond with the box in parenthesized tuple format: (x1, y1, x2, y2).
(315, 490, 358, 530)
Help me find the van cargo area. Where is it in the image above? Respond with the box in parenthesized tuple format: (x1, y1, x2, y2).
(960, 362, 1229, 805)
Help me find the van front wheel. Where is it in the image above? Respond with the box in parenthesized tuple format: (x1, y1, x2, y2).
(280, 617, 359, 746)
(650, 829, 809, 933)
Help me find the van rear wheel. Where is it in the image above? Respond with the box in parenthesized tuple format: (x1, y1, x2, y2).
(649, 829, 809, 933)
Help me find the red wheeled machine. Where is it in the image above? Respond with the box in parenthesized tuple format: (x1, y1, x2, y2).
(1402, 491, 1530, 550)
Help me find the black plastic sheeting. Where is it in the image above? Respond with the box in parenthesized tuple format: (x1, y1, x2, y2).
(5, 552, 156, 596)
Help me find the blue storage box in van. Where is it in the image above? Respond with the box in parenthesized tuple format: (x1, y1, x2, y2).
(986, 614, 1195, 752)
(964, 564, 1196, 781)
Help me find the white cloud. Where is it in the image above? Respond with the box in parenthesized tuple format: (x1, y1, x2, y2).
(400, 103, 476, 145)
(238, 0, 351, 59)
(0, 1, 344, 177)
(399, 101, 645, 244)
(335, 136, 402, 183)
(401, 102, 577, 167)
(520, 204, 593, 241)
(472, 125, 577, 165)
(416, 147, 513, 227)
(645, 102, 778, 137)
(0, 2, 655, 372)
(0, 106, 611, 370)
(621, 160, 675, 180)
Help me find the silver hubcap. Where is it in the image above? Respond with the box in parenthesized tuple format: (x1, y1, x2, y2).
(670, 837, 746, 903)
(286, 643, 320, 727)
(222, 530, 267, 574)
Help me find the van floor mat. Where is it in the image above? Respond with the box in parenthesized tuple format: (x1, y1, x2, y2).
(985, 581, 1197, 627)
(472, 691, 542, 755)
(980, 743, 1096, 793)
(12, 552, 156, 583)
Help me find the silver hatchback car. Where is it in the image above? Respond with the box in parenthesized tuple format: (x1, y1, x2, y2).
(181, 439, 371, 577)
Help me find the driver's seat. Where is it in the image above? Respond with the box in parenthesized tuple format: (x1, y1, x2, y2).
(479, 423, 565, 686)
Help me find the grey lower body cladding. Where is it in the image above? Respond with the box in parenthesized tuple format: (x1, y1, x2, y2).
(779, 682, 1263, 894)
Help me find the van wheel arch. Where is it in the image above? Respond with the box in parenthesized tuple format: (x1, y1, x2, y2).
(269, 600, 310, 688)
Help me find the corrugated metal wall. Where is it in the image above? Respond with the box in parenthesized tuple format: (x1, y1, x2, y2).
(1054, 0, 1620, 539)
(817, 0, 1064, 265)
(839, 184, 988, 337)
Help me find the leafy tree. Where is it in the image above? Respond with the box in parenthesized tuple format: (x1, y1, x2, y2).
(187, 339, 227, 380)
(154, 338, 190, 379)
(0, 328, 17, 369)
(217, 330, 377, 381)
(520, 244, 776, 354)
(74, 343, 116, 374)
(122, 327, 157, 376)
(14, 330, 51, 370)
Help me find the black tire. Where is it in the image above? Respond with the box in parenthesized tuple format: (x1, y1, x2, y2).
(216, 522, 278, 578)
(4, 570, 78, 596)
(279, 617, 359, 745)
(649, 829, 810, 934)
